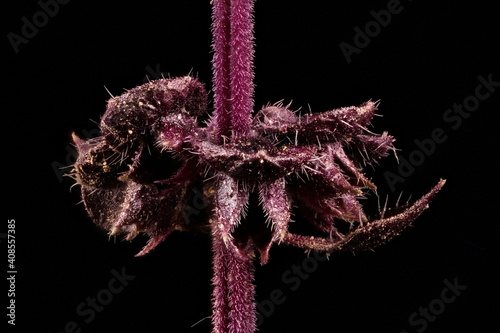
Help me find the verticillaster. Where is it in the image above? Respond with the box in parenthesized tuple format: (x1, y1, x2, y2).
(70, 1, 445, 332)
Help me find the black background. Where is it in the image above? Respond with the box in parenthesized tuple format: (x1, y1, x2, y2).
(3, 0, 499, 332)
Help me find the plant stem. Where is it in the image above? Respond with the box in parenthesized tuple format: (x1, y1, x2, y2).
(211, 1, 257, 332)
(212, 230, 256, 333)
(211, 0, 255, 139)
(211, 233, 231, 331)
(211, 0, 232, 139)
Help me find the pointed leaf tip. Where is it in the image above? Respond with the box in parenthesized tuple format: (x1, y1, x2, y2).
(282, 179, 446, 253)
(335, 179, 446, 252)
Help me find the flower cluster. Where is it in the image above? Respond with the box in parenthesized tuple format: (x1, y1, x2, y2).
(72, 75, 444, 260)
(71, 2, 444, 332)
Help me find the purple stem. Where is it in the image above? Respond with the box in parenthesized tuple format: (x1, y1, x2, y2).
(228, 0, 255, 137)
(212, 0, 255, 139)
(211, 0, 232, 139)
(211, 1, 257, 332)
(212, 228, 256, 333)
(227, 245, 256, 332)
(211, 233, 231, 331)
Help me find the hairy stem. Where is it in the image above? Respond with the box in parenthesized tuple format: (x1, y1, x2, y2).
(211, 0, 255, 139)
(212, 0, 232, 138)
(212, 232, 231, 332)
(228, 0, 255, 137)
(211, 2, 257, 329)
(212, 229, 256, 333)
